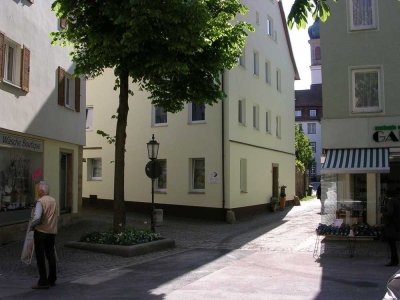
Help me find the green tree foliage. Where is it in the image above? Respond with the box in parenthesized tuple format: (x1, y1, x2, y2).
(295, 125, 313, 172)
(287, 0, 337, 29)
(51, 0, 251, 233)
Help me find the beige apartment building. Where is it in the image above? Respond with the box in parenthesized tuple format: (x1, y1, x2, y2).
(83, 0, 298, 221)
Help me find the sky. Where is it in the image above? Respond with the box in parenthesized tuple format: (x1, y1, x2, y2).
(281, 0, 314, 90)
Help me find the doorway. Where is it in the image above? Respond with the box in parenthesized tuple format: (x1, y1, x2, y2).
(272, 164, 279, 197)
(60, 152, 73, 213)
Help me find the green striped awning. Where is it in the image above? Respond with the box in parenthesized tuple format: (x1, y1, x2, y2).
(321, 148, 390, 174)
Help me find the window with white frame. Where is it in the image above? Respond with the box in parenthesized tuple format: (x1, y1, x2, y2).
(57, 66, 80, 112)
(265, 61, 271, 84)
(64, 74, 76, 110)
(309, 161, 317, 177)
(154, 105, 167, 125)
(295, 110, 302, 117)
(309, 109, 317, 117)
(352, 68, 382, 113)
(253, 51, 259, 76)
(155, 159, 167, 191)
(189, 102, 205, 122)
(86, 107, 93, 130)
(240, 158, 247, 192)
(238, 99, 246, 125)
(266, 111, 271, 133)
(308, 123, 316, 134)
(276, 115, 281, 138)
(253, 105, 259, 130)
(4, 40, 21, 86)
(0, 33, 30, 91)
(191, 158, 205, 191)
(350, 0, 376, 30)
(266, 16, 273, 37)
(310, 141, 316, 153)
(276, 69, 281, 92)
(88, 158, 102, 180)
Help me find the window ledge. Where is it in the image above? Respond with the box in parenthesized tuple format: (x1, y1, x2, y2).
(1, 79, 22, 90)
(188, 121, 206, 125)
(189, 191, 205, 194)
(152, 123, 168, 127)
(88, 178, 102, 181)
(155, 191, 167, 194)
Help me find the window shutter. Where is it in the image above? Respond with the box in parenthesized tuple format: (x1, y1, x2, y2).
(21, 46, 30, 92)
(0, 32, 4, 81)
(75, 77, 80, 112)
(58, 66, 65, 106)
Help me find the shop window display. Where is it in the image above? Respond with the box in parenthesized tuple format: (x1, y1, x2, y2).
(0, 148, 43, 213)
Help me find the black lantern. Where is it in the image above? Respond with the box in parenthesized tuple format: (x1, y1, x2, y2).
(147, 134, 159, 161)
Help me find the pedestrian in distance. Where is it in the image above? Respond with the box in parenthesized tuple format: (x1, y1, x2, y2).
(317, 184, 325, 215)
(382, 192, 400, 267)
(30, 181, 59, 289)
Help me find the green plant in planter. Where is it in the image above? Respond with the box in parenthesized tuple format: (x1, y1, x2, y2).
(270, 197, 278, 212)
(80, 228, 161, 246)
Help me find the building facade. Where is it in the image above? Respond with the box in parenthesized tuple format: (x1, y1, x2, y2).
(320, 0, 400, 226)
(83, 0, 298, 221)
(295, 19, 323, 181)
(0, 1, 86, 243)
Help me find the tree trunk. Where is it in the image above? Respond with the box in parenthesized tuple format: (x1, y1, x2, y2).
(113, 69, 129, 233)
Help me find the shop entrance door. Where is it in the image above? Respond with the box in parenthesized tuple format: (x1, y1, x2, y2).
(272, 165, 279, 197)
(60, 152, 72, 213)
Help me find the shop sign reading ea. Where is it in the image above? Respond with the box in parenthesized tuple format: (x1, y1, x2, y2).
(372, 125, 400, 143)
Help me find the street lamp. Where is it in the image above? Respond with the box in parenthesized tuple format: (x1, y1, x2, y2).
(146, 134, 160, 233)
(147, 134, 159, 161)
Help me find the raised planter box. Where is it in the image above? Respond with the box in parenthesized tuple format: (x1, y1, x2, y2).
(65, 238, 175, 257)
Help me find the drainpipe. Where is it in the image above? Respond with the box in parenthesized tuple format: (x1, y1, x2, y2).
(221, 71, 226, 213)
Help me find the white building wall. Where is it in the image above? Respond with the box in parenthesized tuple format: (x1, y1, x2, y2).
(0, 1, 85, 234)
(0, 1, 85, 145)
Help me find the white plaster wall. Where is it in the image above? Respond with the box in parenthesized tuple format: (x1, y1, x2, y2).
(225, 0, 296, 205)
(0, 1, 85, 146)
(227, 143, 295, 209)
(322, 117, 400, 149)
(230, 0, 296, 154)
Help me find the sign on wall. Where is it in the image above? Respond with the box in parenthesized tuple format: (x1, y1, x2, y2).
(0, 132, 43, 152)
(208, 171, 220, 184)
(372, 125, 400, 143)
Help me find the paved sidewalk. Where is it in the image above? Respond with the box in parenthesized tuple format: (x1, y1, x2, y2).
(0, 198, 395, 299)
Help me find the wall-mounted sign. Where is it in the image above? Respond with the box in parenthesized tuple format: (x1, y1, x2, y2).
(0, 132, 43, 152)
(372, 125, 400, 143)
(208, 171, 220, 184)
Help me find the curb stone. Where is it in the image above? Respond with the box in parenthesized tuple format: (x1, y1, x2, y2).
(64, 238, 175, 257)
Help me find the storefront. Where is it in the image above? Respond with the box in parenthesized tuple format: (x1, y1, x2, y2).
(320, 147, 400, 227)
(0, 131, 43, 226)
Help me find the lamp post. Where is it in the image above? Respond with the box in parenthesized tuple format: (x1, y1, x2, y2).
(146, 134, 159, 233)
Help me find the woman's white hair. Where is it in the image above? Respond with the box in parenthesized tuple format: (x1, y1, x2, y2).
(38, 181, 49, 195)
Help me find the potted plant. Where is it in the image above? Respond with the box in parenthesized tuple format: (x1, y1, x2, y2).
(279, 185, 287, 210)
(270, 196, 278, 212)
